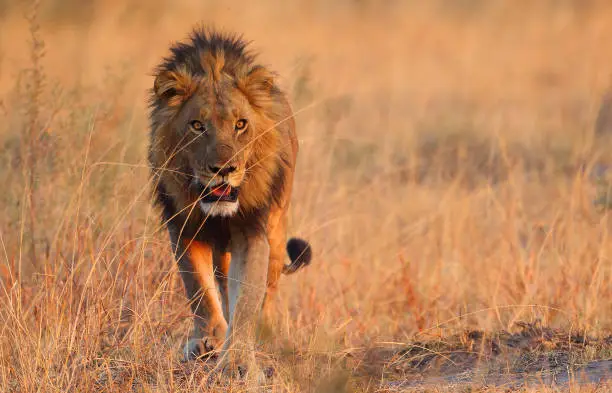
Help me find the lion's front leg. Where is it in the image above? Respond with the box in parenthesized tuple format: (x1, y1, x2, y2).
(219, 228, 269, 377)
(171, 235, 228, 361)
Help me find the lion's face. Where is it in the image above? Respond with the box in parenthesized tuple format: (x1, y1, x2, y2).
(151, 55, 283, 218)
(173, 83, 260, 217)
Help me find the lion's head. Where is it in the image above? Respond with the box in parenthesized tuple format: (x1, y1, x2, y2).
(149, 29, 288, 218)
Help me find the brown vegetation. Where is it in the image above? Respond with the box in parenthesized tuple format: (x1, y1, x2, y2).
(1, 1, 612, 391)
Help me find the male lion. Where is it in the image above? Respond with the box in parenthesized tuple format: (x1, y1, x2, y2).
(148, 28, 312, 374)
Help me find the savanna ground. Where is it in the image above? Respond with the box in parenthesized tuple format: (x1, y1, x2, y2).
(1, 1, 612, 391)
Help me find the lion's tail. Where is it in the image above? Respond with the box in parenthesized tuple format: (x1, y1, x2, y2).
(282, 238, 312, 275)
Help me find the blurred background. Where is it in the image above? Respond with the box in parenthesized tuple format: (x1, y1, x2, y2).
(2, 1, 610, 117)
(1, 1, 612, 389)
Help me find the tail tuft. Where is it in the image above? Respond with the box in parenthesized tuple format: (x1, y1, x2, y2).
(282, 238, 312, 274)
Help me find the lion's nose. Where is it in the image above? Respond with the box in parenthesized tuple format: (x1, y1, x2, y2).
(208, 165, 236, 177)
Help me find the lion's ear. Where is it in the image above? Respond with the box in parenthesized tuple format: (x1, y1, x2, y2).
(153, 68, 197, 107)
(246, 66, 274, 90)
(240, 66, 276, 110)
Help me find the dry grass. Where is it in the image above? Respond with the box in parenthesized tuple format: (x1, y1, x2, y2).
(1, 1, 612, 391)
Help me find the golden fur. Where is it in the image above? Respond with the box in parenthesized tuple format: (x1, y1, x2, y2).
(147, 28, 311, 378)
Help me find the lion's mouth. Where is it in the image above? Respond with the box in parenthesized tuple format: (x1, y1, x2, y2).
(191, 180, 239, 203)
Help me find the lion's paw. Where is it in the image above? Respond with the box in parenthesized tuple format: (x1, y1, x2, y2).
(183, 337, 218, 361)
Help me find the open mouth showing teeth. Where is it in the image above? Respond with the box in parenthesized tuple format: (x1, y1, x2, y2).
(191, 180, 239, 203)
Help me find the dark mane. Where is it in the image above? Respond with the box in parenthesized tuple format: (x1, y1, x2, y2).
(156, 27, 255, 79)
(148, 26, 291, 238)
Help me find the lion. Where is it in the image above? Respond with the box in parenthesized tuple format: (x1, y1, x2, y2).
(147, 28, 312, 375)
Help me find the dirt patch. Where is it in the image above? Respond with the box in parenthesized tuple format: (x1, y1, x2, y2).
(355, 322, 612, 391)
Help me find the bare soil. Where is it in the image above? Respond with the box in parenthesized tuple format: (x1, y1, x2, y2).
(355, 322, 612, 391)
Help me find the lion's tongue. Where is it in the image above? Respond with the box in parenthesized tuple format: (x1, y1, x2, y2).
(211, 185, 230, 197)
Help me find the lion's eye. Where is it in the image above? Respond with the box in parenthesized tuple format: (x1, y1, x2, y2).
(235, 119, 248, 131)
(189, 120, 205, 132)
